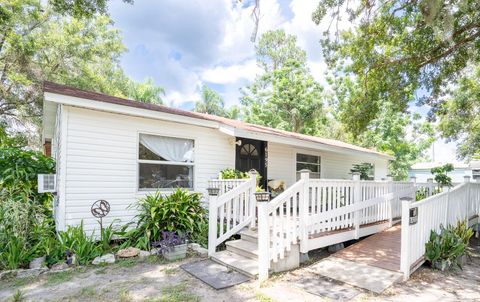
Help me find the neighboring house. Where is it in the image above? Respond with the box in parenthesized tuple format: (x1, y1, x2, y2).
(42, 82, 393, 233)
(408, 161, 480, 183)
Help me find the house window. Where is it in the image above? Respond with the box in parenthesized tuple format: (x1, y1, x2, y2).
(296, 153, 321, 179)
(138, 134, 194, 190)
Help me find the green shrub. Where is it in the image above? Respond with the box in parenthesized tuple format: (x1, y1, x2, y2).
(425, 220, 473, 271)
(220, 168, 248, 179)
(0, 129, 56, 269)
(122, 189, 207, 250)
(57, 222, 101, 265)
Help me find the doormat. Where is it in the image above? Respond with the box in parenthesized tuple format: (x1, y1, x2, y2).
(180, 260, 251, 290)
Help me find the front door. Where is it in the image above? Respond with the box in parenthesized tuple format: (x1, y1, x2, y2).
(235, 138, 267, 188)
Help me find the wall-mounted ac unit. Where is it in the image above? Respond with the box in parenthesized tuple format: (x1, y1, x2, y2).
(38, 174, 56, 193)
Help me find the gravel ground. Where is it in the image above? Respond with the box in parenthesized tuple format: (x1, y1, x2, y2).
(1, 240, 479, 302)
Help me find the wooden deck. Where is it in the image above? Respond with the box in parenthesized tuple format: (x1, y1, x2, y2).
(333, 224, 401, 272)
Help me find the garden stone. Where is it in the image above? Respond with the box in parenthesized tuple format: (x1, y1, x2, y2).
(29, 256, 46, 269)
(117, 247, 140, 258)
(16, 268, 48, 278)
(139, 250, 150, 259)
(328, 243, 344, 253)
(150, 248, 160, 255)
(93, 253, 116, 265)
(50, 263, 69, 271)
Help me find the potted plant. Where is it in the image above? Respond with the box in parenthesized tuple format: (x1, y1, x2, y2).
(151, 231, 189, 261)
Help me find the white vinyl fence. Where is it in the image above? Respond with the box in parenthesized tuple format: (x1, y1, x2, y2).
(400, 177, 480, 279)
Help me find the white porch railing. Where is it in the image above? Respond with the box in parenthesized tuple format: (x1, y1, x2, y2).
(256, 171, 416, 281)
(208, 178, 249, 195)
(400, 176, 480, 279)
(207, 174, 257, 256)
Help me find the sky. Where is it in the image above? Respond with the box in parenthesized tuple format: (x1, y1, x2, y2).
(109, 0, 459, 163)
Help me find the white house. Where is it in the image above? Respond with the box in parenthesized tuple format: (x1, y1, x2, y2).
(42, 82, 393, 234)
(408, 161, 480, 184)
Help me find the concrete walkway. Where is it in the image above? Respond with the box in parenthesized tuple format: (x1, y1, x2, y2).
(307, 257, 403, 293)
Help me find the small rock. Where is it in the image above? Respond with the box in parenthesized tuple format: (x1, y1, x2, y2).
(150, 248, 160, 256)
(117, 247, 140, 258)
(16, 268, 48, 279)
(139, 250, 150, 259)
(29, 256, 46, 269)
(0, 270, 17, 280)
(50, 262, 69, 271)
(93, 253, 116, 265)
(327, 243, 344, 253)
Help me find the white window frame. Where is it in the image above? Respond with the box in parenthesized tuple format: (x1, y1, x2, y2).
(137, 133, 195, 192)
(295, 152, 321, 180)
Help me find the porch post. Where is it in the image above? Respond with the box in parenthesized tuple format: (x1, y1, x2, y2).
(427, 178, 434, 197)
(400, 196, 413, 280)
(207, 190, 219, 257)
(248, 170, 258, 229)
(353, 172, 361, 239)
(299, 169, 310, 253)
(410, 176, 417, 200)
(464, 175, 471, 221)
(257, 195, 270, 282)
(387, 176, 394, 227)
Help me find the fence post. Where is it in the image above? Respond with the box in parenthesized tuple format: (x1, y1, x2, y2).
(464, 175, 471, 221)
(387, 176, 394, 227)
(427, 178, 434, 197)
(207, 189, 219, 257)
(299, 169, 310, 253)
(400, 196, 413, 280)
(353, 172, 361, 239)
(248, 170, 258, 229)
(410, 176, 417, 200)
(257, 195, 270, 282)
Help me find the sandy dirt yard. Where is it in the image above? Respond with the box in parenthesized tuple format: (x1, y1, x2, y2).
(1, 242, 480, 302)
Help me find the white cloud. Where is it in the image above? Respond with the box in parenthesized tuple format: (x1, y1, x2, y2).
(201, 60, 260, 84)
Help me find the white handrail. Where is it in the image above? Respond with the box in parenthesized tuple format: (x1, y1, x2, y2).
(207, 175, 256, 256)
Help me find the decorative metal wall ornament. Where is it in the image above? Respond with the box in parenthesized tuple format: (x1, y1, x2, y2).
(91, 199, 111, 240)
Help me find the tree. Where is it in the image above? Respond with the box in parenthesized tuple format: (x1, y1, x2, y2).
(255, 29, 307, 72)
(0, 1, 164, 143)
(194, 85, 240, 119)
(49, 0, 133, 18)
(312, 0, 480, 134)
(241, 30, 328, 135)
(128, 78, 165, 104)
(438, 65, 480, 159)
(355, 105, 435, 180)
(431, 163, 454, 188)
(350, 163, 375, 180)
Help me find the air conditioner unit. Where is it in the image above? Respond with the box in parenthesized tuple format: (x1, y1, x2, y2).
(38, 174, 56, 193)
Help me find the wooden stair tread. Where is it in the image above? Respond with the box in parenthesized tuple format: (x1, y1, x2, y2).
(211, 250, 259, 277)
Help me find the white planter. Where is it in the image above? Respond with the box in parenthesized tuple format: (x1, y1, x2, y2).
(163, 244, 187, 261)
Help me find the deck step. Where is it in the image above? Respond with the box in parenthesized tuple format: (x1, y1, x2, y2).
(211, 250, 259, 278)
(239, 228, 258, 243)
(226, 239, 258, 260)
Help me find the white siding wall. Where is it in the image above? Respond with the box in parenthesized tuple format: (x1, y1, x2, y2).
(61, 106, 235, 233)
(268, 142, 389, 186)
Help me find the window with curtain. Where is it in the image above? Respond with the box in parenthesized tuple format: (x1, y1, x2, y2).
(138, 134, 194, 190)
(296, 153, 321, 180)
